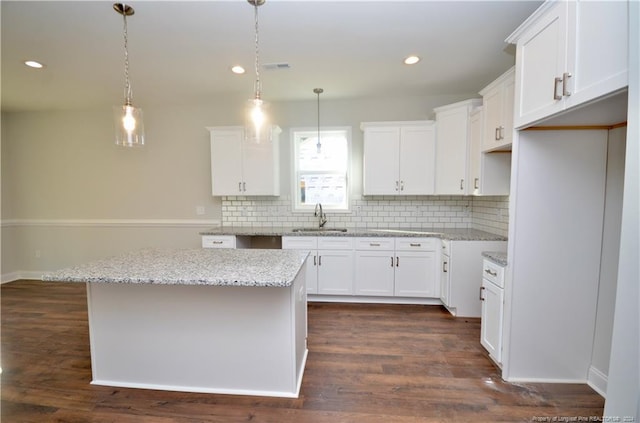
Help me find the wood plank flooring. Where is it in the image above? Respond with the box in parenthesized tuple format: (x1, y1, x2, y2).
(2, 280, 604, 422)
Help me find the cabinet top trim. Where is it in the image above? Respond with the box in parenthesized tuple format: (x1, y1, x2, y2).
(478, 66, 515, 96)
(505, 0, 560, 44)
(360, 120, 435, 130)
(433, 98, 482, 114)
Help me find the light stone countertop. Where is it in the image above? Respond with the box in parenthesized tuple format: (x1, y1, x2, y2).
(481, 251, 508, 266)
(42, 248, 308, 287)
(200, 226, 507, 241)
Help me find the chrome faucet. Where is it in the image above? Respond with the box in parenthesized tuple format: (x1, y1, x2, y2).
(314, 203, 328, 228)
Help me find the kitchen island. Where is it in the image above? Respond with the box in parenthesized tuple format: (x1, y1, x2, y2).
(42, 248, 309, 398)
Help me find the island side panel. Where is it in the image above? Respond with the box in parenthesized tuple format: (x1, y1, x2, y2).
(291, 260, 309, 395)
(86, 282, 300, 397)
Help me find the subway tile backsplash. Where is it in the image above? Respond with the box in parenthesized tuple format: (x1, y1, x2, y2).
(221, 195, 509, 237)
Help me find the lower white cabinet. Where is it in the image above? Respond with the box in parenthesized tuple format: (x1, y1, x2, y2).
(439, 240, 507, 317)
(355, 237, 439, 298)
(201, 235, 237, 249)
(480, 258, 506, 365)
(282, 236, 354, 295)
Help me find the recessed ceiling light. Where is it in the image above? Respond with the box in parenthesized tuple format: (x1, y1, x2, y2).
(403, 55, 420, 65)
(231, 65, 245, 75)
(24, 60, 44, 69)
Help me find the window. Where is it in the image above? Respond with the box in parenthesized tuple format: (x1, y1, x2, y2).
(292, 127, 351, 211)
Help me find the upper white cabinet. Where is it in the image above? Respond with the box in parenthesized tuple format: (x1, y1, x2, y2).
(479, 67, 515, 152)
(468, 107, 512, 196)
(208, 126, 281, 196)
(434, 99, 482, 195)
(507, 0, 628, 128)
(361, 121, 436, 196)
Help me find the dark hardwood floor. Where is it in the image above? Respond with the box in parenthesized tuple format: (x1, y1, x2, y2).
(2, 280, 604, 422)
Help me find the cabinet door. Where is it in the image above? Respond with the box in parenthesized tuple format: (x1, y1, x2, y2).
(513, 1, 569, 128)
(480, 279, 504, 363)
(242, 129, 280, 196)
(440, 254, 451, 306)
(468, 109, 483, 194)
(317, 250, 354, 295)
(435, 108, 469, 194)
(399, 125, 435, 195)
(482, 85, 504, 152)
(394, 251, 438, 298)
(210, 128, 244, 195)
(363, 127, 400, 195)
(355, 251, 395, 296)
(566, 0, 628, 108)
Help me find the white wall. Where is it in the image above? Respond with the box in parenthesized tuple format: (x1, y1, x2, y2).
(3, 92, 483, 279)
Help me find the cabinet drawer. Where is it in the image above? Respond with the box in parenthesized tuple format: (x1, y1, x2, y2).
(482, 259, 505, 288)
(318, 237, 354, 250)
(202, 235, 236, 249)
(395, 237, 437, 251)
(355, 237, 394, 250)
(282, 236, 318, 250)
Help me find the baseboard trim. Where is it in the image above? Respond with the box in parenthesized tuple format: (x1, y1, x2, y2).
(2, 271, 46, 284)
(308, 294, 443, 306)
(587, 366, 608, 398)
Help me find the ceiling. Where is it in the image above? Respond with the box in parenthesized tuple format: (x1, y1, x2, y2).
(1, 0, 543, 113)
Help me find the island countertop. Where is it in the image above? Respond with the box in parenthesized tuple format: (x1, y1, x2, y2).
(42, 248, 307, 287)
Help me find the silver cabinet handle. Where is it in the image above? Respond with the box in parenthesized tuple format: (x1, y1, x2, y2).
(318, 255, 322, 266)
(242, 182, 246, 192)
(396, 257, 399, 267)
(484, 268, 497, 277)
(442, 261, 448, 273)
(562, 72, 572, 97)
(460, 179, 464, 190)
(238, 182, 242, 192)
(212, 241, 223, 244)
(313, 255, 317, 266)
(400, 180, 404, 191)
(495, 127, 500, 141)
(474, 178, 479, 190)
(395, 180, 399, 191)
(554, 77, 563, 100)
(499, 126, 505, 140)
(390, 257, 394, 267)
(479, 286, 485, 301)
(409, 243, 421, 247)
(369, 243, 381, 247)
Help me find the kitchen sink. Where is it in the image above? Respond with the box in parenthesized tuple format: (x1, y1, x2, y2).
(291, 227, 348, 233)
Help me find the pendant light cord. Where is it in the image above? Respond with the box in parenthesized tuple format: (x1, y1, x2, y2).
(314, 88, 323, 153)
(122, 11, 132, 105)
(253, 2, 261, 100)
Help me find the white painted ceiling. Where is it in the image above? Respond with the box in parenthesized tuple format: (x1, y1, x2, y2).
(1, 0, 543, 112)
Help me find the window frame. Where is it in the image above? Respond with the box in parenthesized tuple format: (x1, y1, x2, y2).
(290, 126, 352, 213)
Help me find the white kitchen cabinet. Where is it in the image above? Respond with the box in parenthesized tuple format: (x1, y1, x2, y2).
(468, 107, 512, 196)
(283, 236, 354, 296)
(434, 99, 482, 195)
(282, 236, 319, 294)
(201, 235, 237, 249)
(480, 258, 506, 365)
(479, 67, 515, 152)
(508, 0, 628, 128)
(355, 237, 439, 298)
(361, 121, 436, 195)
(208, 125, 281, 196)
(440, 240, 507, 318)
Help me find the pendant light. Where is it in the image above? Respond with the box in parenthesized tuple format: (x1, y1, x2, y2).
(314, 88, 324, 154)
(113, 3, 145, 147)
(246, 0, 268, 143)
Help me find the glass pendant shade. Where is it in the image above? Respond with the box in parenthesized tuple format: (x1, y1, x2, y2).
(245, 98, 270, 143)
(114, 104, 145, 147)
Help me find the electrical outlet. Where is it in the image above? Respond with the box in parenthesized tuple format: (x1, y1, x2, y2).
(196, 206, 205, 216)
(355, 205, 362, 215)
(35, 250, 41, 258)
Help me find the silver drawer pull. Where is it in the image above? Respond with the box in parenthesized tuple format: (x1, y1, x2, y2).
(369, 243, 381, 247)
(479, 286, 485, 301)
(409, 243, 421, 247)
(484, 268, 497, 277)
(212, 241, 224, 244)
